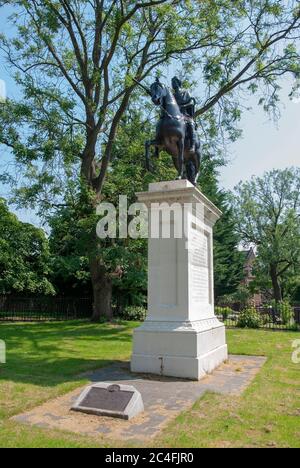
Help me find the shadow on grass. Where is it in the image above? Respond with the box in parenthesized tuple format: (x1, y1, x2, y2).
(0, 320, 137, 388)
(0, 358, 126, 387)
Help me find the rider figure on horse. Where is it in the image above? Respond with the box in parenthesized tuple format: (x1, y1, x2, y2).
(172, 76, 196, 153)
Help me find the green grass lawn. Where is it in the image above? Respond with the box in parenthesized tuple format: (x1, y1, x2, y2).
(0, 321, 299, 448)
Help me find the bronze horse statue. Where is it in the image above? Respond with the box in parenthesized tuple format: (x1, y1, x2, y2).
(144, 79, 201, 185)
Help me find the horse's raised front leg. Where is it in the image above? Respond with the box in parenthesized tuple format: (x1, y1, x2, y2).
(176, 138, 184, 180)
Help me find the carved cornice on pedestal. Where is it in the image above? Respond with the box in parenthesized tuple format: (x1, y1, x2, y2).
(136, 180, 222, 227)
(138, 317, 224, 333)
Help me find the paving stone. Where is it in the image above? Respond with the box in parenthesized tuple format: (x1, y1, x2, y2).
(12, 355, 266, 442)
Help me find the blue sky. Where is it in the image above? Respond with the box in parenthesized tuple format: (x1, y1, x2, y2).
(221, 81, 299, 190)
(0, 8, 299, 226)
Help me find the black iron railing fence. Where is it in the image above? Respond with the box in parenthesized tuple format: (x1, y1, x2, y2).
(0, 296, 92, 321)
(216, 305, 300, 331)
(0, 296, 299, 330)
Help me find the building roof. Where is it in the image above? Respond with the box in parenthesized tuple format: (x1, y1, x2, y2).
(241, 247, 256, 261)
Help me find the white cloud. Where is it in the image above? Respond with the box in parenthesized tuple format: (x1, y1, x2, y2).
(291, 95, 300, 104)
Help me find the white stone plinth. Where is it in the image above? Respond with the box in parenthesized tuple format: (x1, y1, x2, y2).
(131, 180, 228, 380)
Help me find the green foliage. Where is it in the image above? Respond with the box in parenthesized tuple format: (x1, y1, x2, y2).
(271, 300, 294, 325)
(233, 285, 254, 310)
(48, 189, 93, 296)
(281, 272, 300, 304)
(237, 307, 262, 329)
(292, 283, 300, 303)
(232, 168, 300, 301)
(199, 164, 244, 299)
(0, 198, 54, 295)
(215, 306, 232, 320)
(119, 305, 147, 322)
(217, 285, 253, 310)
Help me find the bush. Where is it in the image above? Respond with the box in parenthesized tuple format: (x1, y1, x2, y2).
(237, 307, 261, 329)
(119, 305, 147, 322)
(215, 306, 232, 321)
(290, 322, 300, 331)
(272, 300, 294, 325)
(261, 313, 272, 326)
(216, 294, 235, 307)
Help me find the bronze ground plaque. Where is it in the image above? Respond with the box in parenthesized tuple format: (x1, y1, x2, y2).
(71, 382, 144, 420)
(81, 385, 134, 412)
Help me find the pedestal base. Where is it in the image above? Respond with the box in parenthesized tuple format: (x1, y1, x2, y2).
(131, 318, 228, 380)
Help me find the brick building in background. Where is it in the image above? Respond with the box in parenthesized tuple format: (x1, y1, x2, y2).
(241, 248, 262, 306)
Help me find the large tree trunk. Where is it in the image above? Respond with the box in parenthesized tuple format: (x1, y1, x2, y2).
(80, 132, 114, 322)
(270, 264, 282, 302)
(90, 258, 113, 322)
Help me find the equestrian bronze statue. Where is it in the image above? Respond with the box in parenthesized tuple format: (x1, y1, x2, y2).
(136, 77, 201, 185)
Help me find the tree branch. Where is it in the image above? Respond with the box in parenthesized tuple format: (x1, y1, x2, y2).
(196, 11, 300, 117)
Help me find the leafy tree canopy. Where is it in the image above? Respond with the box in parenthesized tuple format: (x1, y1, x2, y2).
(0, 198, 54, 295)
(231, 167, 300, 302)
(0, 0, 299, 210)
(199, 162, 244, 298)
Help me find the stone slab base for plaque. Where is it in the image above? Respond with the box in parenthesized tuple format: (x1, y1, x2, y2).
(13, 357, 266, 442)
(131, 318, 228, 380)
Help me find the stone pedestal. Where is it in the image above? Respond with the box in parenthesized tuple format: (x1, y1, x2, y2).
(131, 180, 228, 380)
